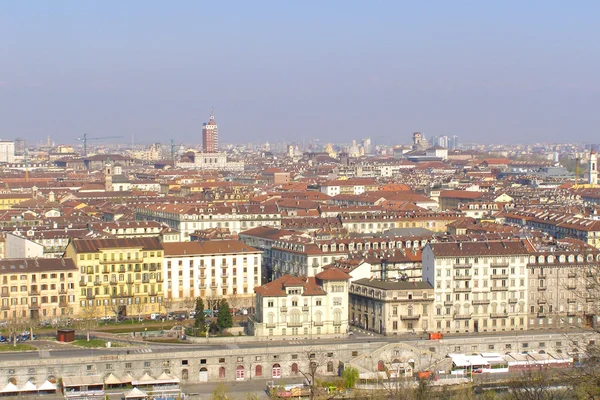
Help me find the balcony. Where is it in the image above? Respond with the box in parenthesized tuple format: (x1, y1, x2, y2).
(566, 285, 577, 290)
(266, 323, 276, 328)
(142, 278, 150, 283)
(156, 277, 164, 283)
(58, 289, 67, 295)
(568, 273, 577, 279)
(287, 322, 302, 327)
(400, 314, 421, 321)
(1, 305, 9, 310)
(567, 298, 577, 304)
(333, 320, 342, 326)
(280, 306, 288, 313)
(29, 290, 40, 296)
(149, 265, 158, 271)
(537, 299, 547, 305)
(491, 274, 509, 280)
(491, 286, 509, 292)
(86, 293, 94, 299)
(537, 312, 547, 318)
(79, 279, 87, 286)
(221, 282, 229, 288)
(567, 311, 577, 317)
(110, 281, 117, 285)
(313, 321, 323, 326)
(302, 306, 309, 312)
(210, 282, 218, 288)
(221, 272, 228, 278)
(444, 301, 454, 307)
(29, 304, 39, 310)
(490, 313, 508, 318)
(454, 287, 471, 293)
(453, 313, 472, 320)
(490, 263, 509, 268)
(454, 275, 471, 280)
(59, 300, 68, 308)
(509, 298, 518, 304)
(537, 287, 547, 292)
(453, 264, 472, 269)
(134, 266, 142, 272)
(472, 299, 490, 305)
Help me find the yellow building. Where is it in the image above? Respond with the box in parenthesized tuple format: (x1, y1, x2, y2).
(0, 193, 32, 210)
(64, 237, 164, 319)
(0, 258, 79, 321)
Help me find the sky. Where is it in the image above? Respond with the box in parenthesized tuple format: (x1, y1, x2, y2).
(1, 1, 599, 147)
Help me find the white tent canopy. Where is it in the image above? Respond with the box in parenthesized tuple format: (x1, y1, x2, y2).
(1, 382, 19, 393)
(38, 380, 57, 391)
(20, 381, 38, 392)
(125, 387, 147, 399)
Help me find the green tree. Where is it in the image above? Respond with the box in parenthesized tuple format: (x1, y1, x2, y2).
(342, 366, 359, 389)
(210, 383, 229, 400)
(194, 297, 205, 329)
(216, 299, 233, 331)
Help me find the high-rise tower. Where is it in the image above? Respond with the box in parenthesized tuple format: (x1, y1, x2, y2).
(589, 149, 598, 185)
(202, 113, 218, 153)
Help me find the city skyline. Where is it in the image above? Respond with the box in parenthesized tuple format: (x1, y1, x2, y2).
(1, 1, 600, 145)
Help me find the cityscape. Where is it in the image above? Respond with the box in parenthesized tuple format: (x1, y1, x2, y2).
(2, 2, 600, 400)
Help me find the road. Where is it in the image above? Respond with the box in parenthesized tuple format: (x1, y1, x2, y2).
(0, 327, 593, 362)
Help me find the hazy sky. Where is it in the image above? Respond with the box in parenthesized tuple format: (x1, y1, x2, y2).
(1, 1, 599, 146)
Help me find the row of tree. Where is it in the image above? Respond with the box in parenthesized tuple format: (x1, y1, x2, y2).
(193, 297, 233, 333)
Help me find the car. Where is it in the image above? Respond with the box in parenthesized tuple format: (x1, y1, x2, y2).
(0, 336, 7, 343)
(189, 311, 196, 318)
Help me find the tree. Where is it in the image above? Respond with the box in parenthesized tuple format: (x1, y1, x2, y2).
(342, 366, 359, 389)
(298, 349, 328, 400)
(217, 299, 233, 331)
(182, 296, 196, 318)
(78, 303, 99, 341)
(210, 383, 230, 400)
(132, 300, 147, 323)
(194, 297, 206, 329)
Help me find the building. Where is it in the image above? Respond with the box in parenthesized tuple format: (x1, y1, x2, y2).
(590, 150, 598, 185)
(0, 141, 15, 163)
(422, 240, 534, 334)
(250, 268, 351, 338)
(162, 240, 262, 310)
(0, 258, 78, 321)
(136, 204, 282, 240)
(202, 114, 218, 153)
(64, 237, 164, 319)
(526, 250, 600, 330)
(348, 279, 434, 335)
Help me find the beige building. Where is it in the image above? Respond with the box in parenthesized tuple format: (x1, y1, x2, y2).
(64, 237, 164, 319)
(527, 250, 600, 330)
(349, 280, 434, 335)
(422, 240, 534, 334)
(162, 240, 262, 309)
(250, 268, 351, 338)
(0, 258, 78, 321)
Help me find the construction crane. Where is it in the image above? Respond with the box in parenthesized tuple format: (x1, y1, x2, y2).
(76, 134, 124, 156)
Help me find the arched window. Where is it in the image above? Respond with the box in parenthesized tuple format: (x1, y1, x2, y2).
(327, 361, 334, 373)
(291, 363, 298, 374)
(267, 313, 274, 325)
(377, 360, 385, 371)
(255, 365, 262, 377)
(333, 309, 342, 325)
(272, 364, 281, 379)
(315, 311, 322, 324)
(219, 367, 225, 379)
(236, 365, 245, 380)
(181, 369, 189, 380)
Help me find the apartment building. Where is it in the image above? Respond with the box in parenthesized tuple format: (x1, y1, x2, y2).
(527, 250, 600, 330)
(162, 240, 262, 309)
(239, 227, 296, 280)
(135, 204, 281, 240)
(422, 240, 534, 334)
(339, 211, 459, 235)
(250, 268, 351, 337)
(501, 209, 600, 248)
(270, 234, 431, 278)
(318, 179, 379, 197)
(64, 237, 164, 319)
(349, 280, 434, 335)
(0, 258, 78, 321)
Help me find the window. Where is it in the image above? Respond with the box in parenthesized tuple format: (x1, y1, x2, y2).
(144, 362, 151, 367)
(182, 360, 189, 366)
(125, 363, 132, 369)
(219, 358, 225, 363)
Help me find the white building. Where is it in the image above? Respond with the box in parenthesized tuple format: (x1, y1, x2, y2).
(176, 152, 244, 171)
(250, 268, 351, 338)
(422, 240, 533, 334)
(162, 240, 262, 309)
(0, 141, 15, 163)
